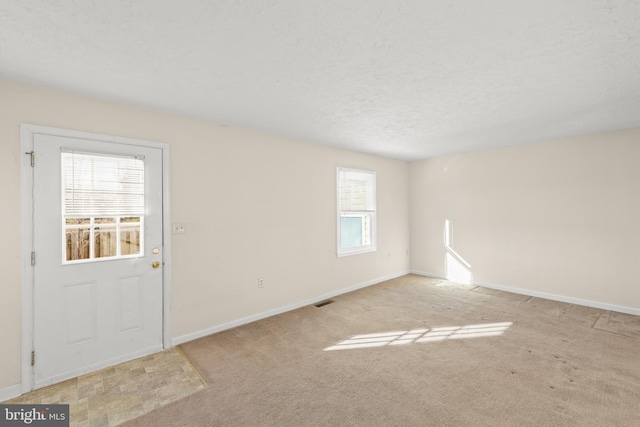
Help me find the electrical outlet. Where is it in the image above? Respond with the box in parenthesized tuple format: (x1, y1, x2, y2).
(258, 278, 264, 288)
(172, 223, 185, 234)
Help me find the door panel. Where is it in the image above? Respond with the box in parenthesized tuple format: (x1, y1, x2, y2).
(63, 281, 97, 347)
(32, 133, 163, 388)
(117, 275, 144, 334)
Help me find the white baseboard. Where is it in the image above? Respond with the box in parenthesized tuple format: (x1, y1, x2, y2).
(410, 270, 640, 316)
(172, 271, 410, 346)
(474, 280, 640, 316)
(409, 270, 447, 280)
(0, 383, 21, 402)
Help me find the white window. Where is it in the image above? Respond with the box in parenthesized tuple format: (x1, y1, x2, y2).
(62, 151, 145, 263)
(337, 167, 376, 256)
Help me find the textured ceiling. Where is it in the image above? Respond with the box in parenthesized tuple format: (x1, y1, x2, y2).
(1, 1, 639, 160)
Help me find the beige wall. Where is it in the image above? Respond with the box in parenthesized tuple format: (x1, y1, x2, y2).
(0, 79, 410, 390)
(410, 128, 640, 310)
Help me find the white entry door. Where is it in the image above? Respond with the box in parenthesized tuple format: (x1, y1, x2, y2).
(32, 132, 164, 389)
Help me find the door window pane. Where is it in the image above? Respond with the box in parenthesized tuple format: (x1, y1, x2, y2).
(95, 218, 116, 224)
(66, 228, 91, 261)
(95, 227, 117, 258)
(66, 218, 90, 225)
(120, 222, 141, 256)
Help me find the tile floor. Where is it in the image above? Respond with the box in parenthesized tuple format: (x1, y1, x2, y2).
(4, 348, 206, 426)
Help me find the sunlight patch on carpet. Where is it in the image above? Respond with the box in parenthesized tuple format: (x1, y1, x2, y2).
(324, 322, 513, 351)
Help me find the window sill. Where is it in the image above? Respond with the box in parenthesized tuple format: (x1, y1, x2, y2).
(337, 246, 377, 257)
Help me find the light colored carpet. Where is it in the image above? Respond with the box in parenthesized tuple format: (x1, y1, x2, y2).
(471, 286, 532, 301)
(122, 275, 640, 426)
(594, 311, 640, 340)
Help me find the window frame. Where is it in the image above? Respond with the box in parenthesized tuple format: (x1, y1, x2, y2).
(60, 151, 146, 264)
(336, 167, 377, 257)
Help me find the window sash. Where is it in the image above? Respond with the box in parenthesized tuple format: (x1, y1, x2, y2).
(338, 169, 376, 212)
(339, 212, 372, 249)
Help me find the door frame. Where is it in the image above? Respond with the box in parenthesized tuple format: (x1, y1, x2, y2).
(20, 123, 172, 393)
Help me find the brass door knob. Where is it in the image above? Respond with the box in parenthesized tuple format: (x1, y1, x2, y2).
(152, 261, 161, 269)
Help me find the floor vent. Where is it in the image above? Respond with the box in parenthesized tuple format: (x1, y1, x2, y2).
(314, 299, 334, 308)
